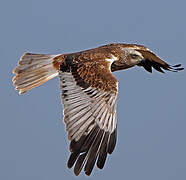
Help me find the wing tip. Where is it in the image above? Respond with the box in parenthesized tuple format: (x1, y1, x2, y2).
(167, 64, 184, 72)
(139, 59, 184, 73)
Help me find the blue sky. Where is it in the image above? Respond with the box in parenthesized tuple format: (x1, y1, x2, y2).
(0, 0, 186, 179)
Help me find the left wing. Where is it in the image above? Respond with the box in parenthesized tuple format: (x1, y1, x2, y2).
(136, 49, 184, 73)
(59, 55, 118, 176)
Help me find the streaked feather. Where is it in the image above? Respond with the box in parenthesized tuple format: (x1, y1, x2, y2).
(12, 53, 59, 94)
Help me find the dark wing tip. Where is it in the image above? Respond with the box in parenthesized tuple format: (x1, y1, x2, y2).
(137, 49, 184, 73)
(96, 132, 109, 169)
(74, 153, 87, 176)
(108, 129, 117, 154)
(66, 126, 105, 176)
(172, 64, 181, 67)
(84, 130, 104, 176)
(67, 152, 80, 169)
(67, 125, 117, 176)
(166, 64, 184, 72)
(138, 60, 184, 73)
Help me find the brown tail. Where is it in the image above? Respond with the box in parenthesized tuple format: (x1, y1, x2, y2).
(12, 53, 60, 94)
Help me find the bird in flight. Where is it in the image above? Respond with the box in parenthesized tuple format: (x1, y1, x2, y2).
(12, 43, 184, 176)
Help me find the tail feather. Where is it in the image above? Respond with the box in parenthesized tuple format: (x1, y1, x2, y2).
(12, 53, 59, 94)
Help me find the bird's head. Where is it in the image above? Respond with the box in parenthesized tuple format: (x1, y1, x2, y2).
(123, 48, 144, 65)
(111, 45, 145, 71)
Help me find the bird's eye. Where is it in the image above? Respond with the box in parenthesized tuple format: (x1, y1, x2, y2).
(130, 54, 139, 59)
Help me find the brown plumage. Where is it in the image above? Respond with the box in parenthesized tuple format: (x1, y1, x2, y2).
(12, 43, 184, 176)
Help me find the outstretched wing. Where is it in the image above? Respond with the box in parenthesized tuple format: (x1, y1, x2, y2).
(59, 55, 118, 176)
(137, 49, 184, 73)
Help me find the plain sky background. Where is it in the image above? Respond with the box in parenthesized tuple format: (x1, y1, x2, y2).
(0, 0, 186, 179)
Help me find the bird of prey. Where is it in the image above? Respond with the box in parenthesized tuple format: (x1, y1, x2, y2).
(12, 43, 184, 176)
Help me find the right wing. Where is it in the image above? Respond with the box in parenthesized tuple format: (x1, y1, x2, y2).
(59, 55, 118, 176)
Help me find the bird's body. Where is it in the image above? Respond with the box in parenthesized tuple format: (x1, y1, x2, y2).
(12, 43, 183, 176)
